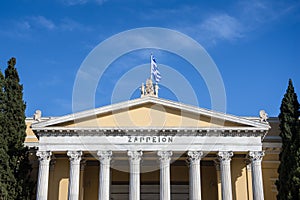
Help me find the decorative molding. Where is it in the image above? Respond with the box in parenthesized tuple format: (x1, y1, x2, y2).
(97, 150, 112, 164)
(158, 151, 173, 162)
(35, 127, 266, 138)
(36, 151, 52, 162)
(249, 151, 265, 162)
(67, 151, 82, 162)
(127, 150, 143, 161)
(217, 151, 233, 162)
(187, 151, 204, 163)
(31, 96, 270, 130)
(25, 142, 39, 148)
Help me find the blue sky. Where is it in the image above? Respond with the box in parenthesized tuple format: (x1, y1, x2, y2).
(0, 0, 299, 117)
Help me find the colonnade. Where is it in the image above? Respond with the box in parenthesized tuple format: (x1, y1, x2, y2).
(36, 150, 265, 200)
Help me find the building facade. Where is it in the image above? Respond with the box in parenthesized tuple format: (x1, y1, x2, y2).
(25, 91, 281, 200)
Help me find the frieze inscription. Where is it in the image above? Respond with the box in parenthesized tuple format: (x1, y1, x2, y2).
(127, 136, 173, 143)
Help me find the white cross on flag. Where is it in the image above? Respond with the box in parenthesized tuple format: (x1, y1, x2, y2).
(151, 55, 161, 82)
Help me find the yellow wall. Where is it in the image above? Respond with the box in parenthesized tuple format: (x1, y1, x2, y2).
(231, 159, 250, 200)
(262, 153, 279, 200)
(201, 165, 218, 200)
(48, 158, 70, 200)
(59, 103, 246, 128)
(83, 165, 99, 200)
(25, 121, 38, 143)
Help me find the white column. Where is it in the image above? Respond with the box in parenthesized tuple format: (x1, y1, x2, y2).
(97, 151, 112, 200)
(218, 151, 233, 200)
(36, 151, 52, 200)
(249, 151, 265, 200)
(79, 160, 86, 200)
(67, 151, 82, 200)
(188, 151, 204, 200)
(157, 151, 172, 200)
(245, 162, 253, 200)
(213, 160, 222, 200)
(128, 150, 143, 200)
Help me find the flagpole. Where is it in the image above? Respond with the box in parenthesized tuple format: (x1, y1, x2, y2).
(150, 54, 152, 80)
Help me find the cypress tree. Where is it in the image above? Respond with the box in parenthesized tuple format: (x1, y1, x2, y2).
(290, 88, 300, 199)
(0, 69, 15, 200)
(3, 58, 32, 199)
(276, 79, 300, 200)
(291, 121, 300, 199)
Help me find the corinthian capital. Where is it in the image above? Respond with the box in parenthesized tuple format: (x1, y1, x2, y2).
(36, 151, 52, 162)
(97, 150, 112, 164)
(67, 151, 82, 162)
(128, 150, 143, 161)
(157, 150, 172, 162)
(187, 151, 204, 163)
(218, 151, 233, 162)
(249, 151, 265, 162)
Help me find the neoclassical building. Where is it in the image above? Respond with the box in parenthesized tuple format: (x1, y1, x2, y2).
(25, 81, 281, 200)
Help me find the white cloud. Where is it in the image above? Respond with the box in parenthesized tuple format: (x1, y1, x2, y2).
(174, 13, 244, 47)
(17, 21, 31, 30)
(94, 0, 108, 5)
(138, 6, 244, 45)
(0, 16, 55, 38)
(60, 18, 92, 31)
(62, 0, 88, 6)
(61, 0, 108, 6)
(236, 0, 299, 30)
(13, 16, 91, 33)
(140, 5, 198, 21)
(199, 14, 243, 41)
(30, 16, 56, 30)
(171, 0, 299, 46)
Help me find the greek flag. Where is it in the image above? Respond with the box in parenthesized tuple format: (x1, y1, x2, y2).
(151, 55, 161, 82)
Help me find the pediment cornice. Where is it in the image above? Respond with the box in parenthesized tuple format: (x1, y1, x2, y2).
(31, 96, 270, 130)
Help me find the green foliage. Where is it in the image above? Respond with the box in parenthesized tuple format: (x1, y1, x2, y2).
(0, 69, 15, 200)
(276, 79, 300, 200)
(0, 58, 33, 200)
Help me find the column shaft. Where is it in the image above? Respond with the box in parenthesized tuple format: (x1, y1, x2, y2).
(158, 151, 172, 200)
(79, 160, 86, 200)
(214, 161, 222, 200)
(36, 151, 52, 200)
(246, 163, 253, 200)
(128, 150, 142, 200)
(67, 151, 82, 200)
(249, 151, 265, 200)
(218, 151, 233, 200)
(97, 151, 112, 200)
(188, 151, 203, 200)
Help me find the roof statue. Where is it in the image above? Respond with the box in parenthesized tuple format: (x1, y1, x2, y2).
(140, 78, 158, 98)
(33, 110, 42, 122)
(259, 110, 268, 122)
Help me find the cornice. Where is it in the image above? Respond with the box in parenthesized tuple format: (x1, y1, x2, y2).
(31, 96, 270, 129)
(34, 126, 267, 138)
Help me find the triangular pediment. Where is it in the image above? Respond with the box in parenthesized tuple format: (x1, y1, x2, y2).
(31, 97, 270, 130)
